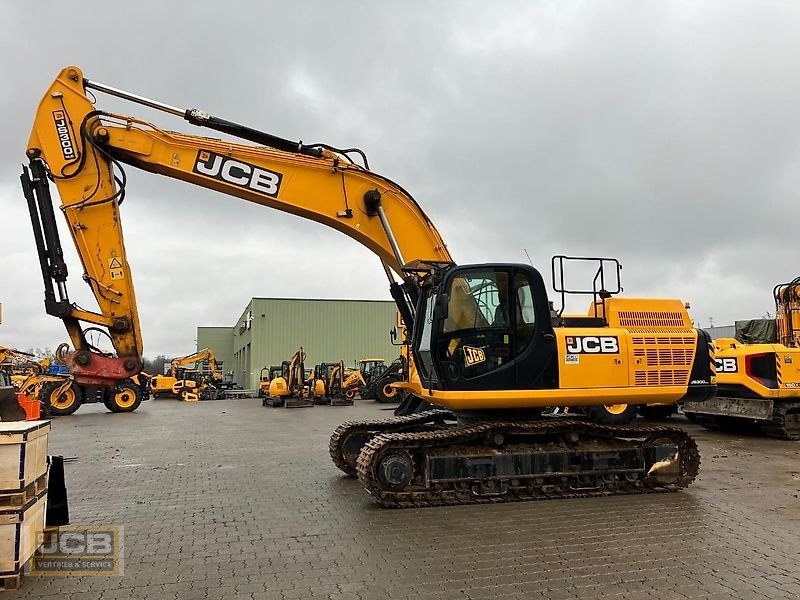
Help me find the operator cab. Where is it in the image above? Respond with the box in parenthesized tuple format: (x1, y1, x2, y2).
(412, 257, 622, 392)
(413, 263, 558, 391)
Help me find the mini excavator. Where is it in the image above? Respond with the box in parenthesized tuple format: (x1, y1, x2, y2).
(264, 347, 314, 408)
(21, 66, 714, 507)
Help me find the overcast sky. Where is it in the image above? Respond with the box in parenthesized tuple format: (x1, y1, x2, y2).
(2, 1, 799, 357)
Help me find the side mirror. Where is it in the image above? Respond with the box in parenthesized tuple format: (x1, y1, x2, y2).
(434, 293, 449, 321)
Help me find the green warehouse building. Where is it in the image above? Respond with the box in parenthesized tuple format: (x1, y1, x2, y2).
(196, 298, 399, 389)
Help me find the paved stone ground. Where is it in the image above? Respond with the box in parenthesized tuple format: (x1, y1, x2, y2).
(15, 398, 800, 599)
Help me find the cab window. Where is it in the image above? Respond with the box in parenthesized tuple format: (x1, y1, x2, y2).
(514, 272, 536, 354)
(440, 269, 511, 378)
(443, 271, 510, 333)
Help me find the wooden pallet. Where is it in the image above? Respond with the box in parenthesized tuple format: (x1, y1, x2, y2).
(0, 571, 22, 592)
(0, 472, 47, 509)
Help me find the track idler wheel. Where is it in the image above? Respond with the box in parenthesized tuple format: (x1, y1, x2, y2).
(377, 451, 414, 490)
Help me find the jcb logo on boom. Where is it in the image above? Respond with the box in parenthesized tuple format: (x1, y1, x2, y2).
(565, 336, 619, 354)
(193, 150, 282, 197)
(715, 357, 738, 373)
(52, 110, 76, 161)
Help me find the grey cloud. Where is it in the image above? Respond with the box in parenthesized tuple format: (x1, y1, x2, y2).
(1, 1, 797, 354)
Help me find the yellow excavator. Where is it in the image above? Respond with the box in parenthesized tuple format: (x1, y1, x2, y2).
(683, 277, 800, 439)
(264, 347, 315, 408)
(311, 361, 353, 406)
(151, 347, 222, 401)
(21, 66, 714, 507)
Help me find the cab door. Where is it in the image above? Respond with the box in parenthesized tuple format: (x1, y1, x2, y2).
(432, 265, 557, 391)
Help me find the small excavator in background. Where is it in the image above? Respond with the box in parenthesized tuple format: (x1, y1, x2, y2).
(684, 276, 800, 439)
(21, 66, 714, 506)
(311, 361, 353, 406)
(151, 348, 222, 401)
(265, 348, 314, 408)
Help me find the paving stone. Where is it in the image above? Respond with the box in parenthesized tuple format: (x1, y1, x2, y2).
(14, 399, 800, 599)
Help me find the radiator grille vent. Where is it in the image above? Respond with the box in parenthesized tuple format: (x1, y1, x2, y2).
(634, 370, 690, 386)
(629, 329, 696, 336)
(631, 336, 695, 346)
(633, 348, 694, 366)
(631, 334, 695, 386)
(618, 311, 687, 328)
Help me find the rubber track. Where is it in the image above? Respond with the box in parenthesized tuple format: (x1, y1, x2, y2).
(356, 419, 700, 508)
(760, 402, 800, 440)
(328, 410, 451, 476)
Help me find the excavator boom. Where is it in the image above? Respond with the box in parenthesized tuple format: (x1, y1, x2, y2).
(171, 348, 221, 382)
(23, 66, 450, 385)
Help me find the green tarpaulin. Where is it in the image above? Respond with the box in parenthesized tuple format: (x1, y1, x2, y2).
(734, 319, 777, 344)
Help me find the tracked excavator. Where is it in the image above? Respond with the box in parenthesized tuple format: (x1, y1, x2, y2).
(22, 66, 714, 507)
(265, 348, 315, 408)
(311, 361, 353, 406)
(684, 277, 800, 439)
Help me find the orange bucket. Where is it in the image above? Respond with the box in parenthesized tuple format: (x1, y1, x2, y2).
(17, 392, 41, 420)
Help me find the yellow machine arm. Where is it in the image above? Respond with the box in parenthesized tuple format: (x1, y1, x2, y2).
(0, 346, 36, 364)
(0, 346, 49, 372)
(23, 66, 451, 386)
(775, 277, 800, 347)
(287, 348, 306, 391)
(170, 348, 221, 382)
